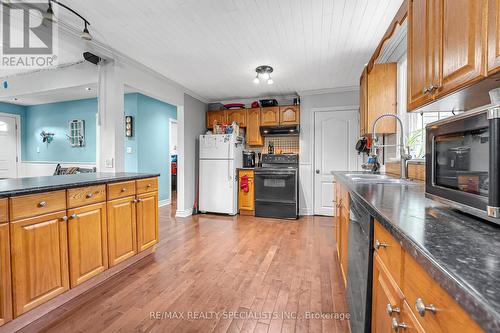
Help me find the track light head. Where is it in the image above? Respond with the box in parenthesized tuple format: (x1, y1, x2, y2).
(81, 22, 92, 41)
(43, 1, 57, 23)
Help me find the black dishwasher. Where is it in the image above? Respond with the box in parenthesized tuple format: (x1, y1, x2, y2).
(346, 195, 374, 333)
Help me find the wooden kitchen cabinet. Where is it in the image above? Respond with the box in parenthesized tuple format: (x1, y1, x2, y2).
(0, 199, 7, 224)
(206, 110, 226, 129)
(136, 191, 159, 252)
(107, 197, 137, 267)
(246, 108, 263, 146)
(371, 253, 404, 333)
(367, 63, 397, 134)
(335, 182, 349, 287)
(225, 109, 247, 127)
(488, 0, 500, 74)
(279, 105, 300, 125)
(238, 170, 254, 215)
(260, 107, 280, 126)
(10, 211, 69, 317)
(359, 66, 368, 136)
(0, 223, 12, 326)
(67, 202, 108, 288)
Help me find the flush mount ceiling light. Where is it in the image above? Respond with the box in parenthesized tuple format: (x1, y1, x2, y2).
(253, 65, 274, 85)
(43, 0, 92, 41)
(85, 87, 92, 91)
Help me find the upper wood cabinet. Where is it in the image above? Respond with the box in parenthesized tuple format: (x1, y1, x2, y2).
(225, 109, 247, 127)
(67, 202, 108, 288)
(10, 211, 69, 317)
(107, 197, 138, 267)
(260, 107, 280, 126)
(206, 110, 226, 129)
(279, 105, 300, 125)
(246, 108, 263, 146)
(0, 223, 12, 327)
(408, 0, 487, 111)
(136, 191, 159, 252)
(367, 63, 397, 134)
(359, 67, 368, 136)
(488, 0, 500, 74)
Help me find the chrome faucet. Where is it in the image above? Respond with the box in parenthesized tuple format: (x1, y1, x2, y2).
(368, 113, 412, 179)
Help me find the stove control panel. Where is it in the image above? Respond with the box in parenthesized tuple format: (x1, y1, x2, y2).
(262, 154, 299, 164)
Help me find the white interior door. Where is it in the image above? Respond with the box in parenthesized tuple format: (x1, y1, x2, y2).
(0, 115, 18, 179)
(314, 110, 359, 216)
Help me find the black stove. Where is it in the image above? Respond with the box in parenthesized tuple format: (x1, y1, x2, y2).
(254, 154, 299, 219)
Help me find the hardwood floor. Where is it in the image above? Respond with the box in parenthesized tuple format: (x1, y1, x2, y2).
(20, 207, 349, 333)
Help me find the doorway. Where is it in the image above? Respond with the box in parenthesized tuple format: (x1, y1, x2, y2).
(0, 113, 20, 178)
(313, 108, 359, 216)
(169, 119, 178, 213)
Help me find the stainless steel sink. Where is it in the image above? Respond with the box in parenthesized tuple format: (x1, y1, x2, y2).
(344, 173, 418, 185)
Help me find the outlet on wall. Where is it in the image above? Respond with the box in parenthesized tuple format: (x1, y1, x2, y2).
(105, 158, 114, 168)
(36, 147, 40, 153)
(127, 147, 133, 154)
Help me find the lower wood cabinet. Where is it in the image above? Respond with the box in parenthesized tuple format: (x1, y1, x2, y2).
(107, 197, 138, 267)
(67, 202, 108, 288)
(334, 182, 349, 287)
(238, 170, 254, 214)
(136, 192, 159, 252)
(0, 223, 12, 326)
(10, 211, 69, 317)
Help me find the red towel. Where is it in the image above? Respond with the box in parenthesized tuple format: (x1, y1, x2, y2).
(240, 175, 249, 193)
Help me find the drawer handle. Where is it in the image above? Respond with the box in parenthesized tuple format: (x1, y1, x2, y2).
(121, 188, 128, 192)
(415, 298, 436, 317)
(374, 239, 388, 249)
(147, 184, 152, 188)
(38, 201, 47, 207)
(86, 193, 94, 198)
(70, 213, 78, 219)
(386, 304, 400, 316)
(391, 318, 407, 332)
(61, 216, 69, 222)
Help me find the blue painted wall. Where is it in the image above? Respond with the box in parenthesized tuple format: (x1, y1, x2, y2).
(124, 93, 177, 202)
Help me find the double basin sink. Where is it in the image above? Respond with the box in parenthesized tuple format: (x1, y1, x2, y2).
(345, 173, 419, 185)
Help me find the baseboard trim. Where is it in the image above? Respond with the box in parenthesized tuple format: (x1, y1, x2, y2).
(299, 208, 314, 216)
(158, 199, 171, 207)
(175, 208, 192, 218)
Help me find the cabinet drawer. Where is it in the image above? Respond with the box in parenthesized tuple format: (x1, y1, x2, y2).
(373, 220, 403, 285)
(403, 253, 483, 333)
(136, 177, 158, 194)
(107, 181, 136, 200)
(67, 185, 106, 209)
(0, 198, 7, 223)
(10, 191, 66, 221)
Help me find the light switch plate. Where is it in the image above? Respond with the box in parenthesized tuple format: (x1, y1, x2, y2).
(127, 147, 133, 154)
(104, 158, 114, 168)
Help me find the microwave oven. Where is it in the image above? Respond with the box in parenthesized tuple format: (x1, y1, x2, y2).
(425, 90, 500, 225)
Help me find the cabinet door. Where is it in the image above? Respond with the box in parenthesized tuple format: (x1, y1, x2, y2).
(107, 197, 137, 267)
(226, 109, 247, 127)
(367, 63, 397, 134)
(436, 0, 486, 97)
(488, 0, 500, 74)
(238, 173, 254, 212)
(206, 111, 226, 129)
(260, 107, 280, 126)
(339, 208, 349, 287)
(136, 192, 159, 252)
(371, 253, 404, 333)
(279, 106, 300, 125)
(408, 0, 436, 111)
(359, 67, 368, 135)
(246, 108, 263, 146)
(10, 211, 69, 317)
(67, 203, 108, 288)
(0, 223, 12, 326)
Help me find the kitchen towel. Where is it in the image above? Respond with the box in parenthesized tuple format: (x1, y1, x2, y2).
(240, 175, 249, 193)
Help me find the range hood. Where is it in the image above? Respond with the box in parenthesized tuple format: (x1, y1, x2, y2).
(260, 125, 300, 136)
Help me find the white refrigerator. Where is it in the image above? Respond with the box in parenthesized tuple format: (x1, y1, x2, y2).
(199, 134, 243, 215)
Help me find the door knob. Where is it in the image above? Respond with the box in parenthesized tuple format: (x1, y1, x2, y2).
(315, 169, 320, 174)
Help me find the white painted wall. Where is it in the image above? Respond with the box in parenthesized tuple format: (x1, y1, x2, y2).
(298, 89, 359, 215)
(177, 94, 207, 217)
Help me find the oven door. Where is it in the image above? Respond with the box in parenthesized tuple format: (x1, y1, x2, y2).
(425, 109, 500, 223)
(254, 170, 297, 203)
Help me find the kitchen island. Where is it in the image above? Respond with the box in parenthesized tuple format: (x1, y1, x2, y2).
(333, 171, 500, 333)
(0, 173, 159, 332)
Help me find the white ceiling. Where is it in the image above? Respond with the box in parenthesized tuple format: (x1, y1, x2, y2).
(22, 0, 404, 101)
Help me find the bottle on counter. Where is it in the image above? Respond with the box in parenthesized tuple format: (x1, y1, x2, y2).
(268, 141, 274, 155)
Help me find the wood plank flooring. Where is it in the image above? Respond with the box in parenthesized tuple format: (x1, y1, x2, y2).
(20, 207, 349, 333)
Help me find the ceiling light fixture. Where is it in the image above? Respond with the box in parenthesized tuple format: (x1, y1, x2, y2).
(253, 65, 274, 85)
(44, 0, 92, 41)
(81, 22, 92, 41)
(85, 87, 92, 91)
(13, 97, 18, 101)
(43, 1, 56, 23)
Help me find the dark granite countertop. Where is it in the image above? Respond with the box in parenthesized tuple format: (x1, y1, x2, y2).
(333, 171, 500, 333)
(0, 172, 160, 198)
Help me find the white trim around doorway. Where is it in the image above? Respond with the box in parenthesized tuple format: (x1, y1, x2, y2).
(0, 112, 22, 178)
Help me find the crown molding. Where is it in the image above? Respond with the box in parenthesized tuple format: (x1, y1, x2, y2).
(298, 86, 359, 97)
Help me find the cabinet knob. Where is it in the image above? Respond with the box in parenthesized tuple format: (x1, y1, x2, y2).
(374, 239, 388, 249)
(38, 201, 47, 207)
(147, 184, 152, 188)
(428, 84, 438, 93)
(61, 216, 69, 222)
(134, 199, 141, 203)
(70, 213, 78, 219)
(86, 193, 94, 198)
(415, 298, 436, 317)
(422, 87, 429, 94)
(391, 318, 407, 332)
(121, 188, 128, 192)
(386, 304, 400, 316)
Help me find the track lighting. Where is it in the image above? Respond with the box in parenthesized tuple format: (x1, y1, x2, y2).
(43, 1, 56, 23)
(2, 0, 12, 8)
(81, 22, 92, 41)
(44, 1, 93, 41)
(253, 65, 275, 85)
